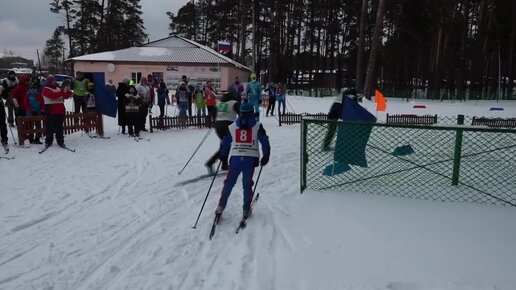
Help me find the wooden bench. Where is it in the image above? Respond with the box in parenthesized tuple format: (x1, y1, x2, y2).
(386, 114, 438, 125)
(471, 117, 516, 128)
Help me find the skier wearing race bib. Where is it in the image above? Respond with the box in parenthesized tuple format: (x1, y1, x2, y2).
(205, 87, 240, 173)
(214, 101, 271, 218)
(245, 73, 262, 120)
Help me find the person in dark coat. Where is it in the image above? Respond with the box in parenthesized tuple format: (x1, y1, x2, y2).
(116, 79, 130, 134)
(157, 81, 169, 118)
(125, 85, 142, 137)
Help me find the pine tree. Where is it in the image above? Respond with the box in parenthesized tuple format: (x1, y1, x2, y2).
(119, 0, 148, 47)
(50, 0, 76, 57)
(44, 27, 65, 73)
(49, 0, 147, 56)
(168, 2, 198, 40)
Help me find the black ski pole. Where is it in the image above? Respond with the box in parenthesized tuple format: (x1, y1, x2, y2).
(192, 162, 221, 229)
(286, 99, 296, 114)
(178, 127, 213, 175)
(8, 125, 17, 145)
(252, 165, 263, 202)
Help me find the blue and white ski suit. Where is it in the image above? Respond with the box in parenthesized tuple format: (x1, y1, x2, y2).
(218, 116, 270, 210)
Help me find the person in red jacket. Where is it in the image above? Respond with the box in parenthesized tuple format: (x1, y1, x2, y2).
(204, 80, 218, 127)
(11, 75, 30, 125)
(42, 75, 72, 148)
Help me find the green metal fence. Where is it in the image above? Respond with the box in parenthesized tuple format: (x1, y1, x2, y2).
(301, 118, 516, 207)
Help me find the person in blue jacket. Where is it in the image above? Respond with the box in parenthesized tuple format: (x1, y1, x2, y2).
(245, 73, 263, 120)
(215, 101, 271, 218)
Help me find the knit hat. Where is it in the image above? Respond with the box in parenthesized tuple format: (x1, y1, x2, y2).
(239, 101, 255, 128)
(240, 101, 254, 113)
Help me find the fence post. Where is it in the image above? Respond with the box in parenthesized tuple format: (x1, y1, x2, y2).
(96, 113, 104, 136)
(149, 114, 153, 133)
(300, 119, 307, 193)
(17, 116, 25, 146)
(452, 115, 464, 186)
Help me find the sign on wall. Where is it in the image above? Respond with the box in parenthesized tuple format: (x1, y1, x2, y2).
(164, 66, 222, 93)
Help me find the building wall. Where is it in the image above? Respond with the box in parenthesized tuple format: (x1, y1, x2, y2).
(73, 61, 249, 92)
(226, 67, 252, 89)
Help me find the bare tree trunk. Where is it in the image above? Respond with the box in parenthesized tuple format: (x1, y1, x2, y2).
(471, 0, 489, 99)
(295, 1, 302, 88)
(308, 1, 315, 93)
(456, 0, 470, 101)
(64, 2, 73, 57)
(356, 0, 368, 92)
(363, 0, 387, 99)
(98, 0, 106, 51)
(509, 32, 515, 99)
(239, 0, 245, 63)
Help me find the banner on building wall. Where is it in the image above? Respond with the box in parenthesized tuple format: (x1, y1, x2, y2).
(152, 72, 164, 83)
(164, 67, 222, 93)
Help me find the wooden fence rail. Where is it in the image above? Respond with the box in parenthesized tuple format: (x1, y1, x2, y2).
(278, 112, 327, 126)
(386, 114, 438, 125)
(149, 114, 210, 132)
(16, 111, 104, 145)
(472, 117, 516, 128)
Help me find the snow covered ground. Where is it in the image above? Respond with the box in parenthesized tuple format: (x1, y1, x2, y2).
(1, 96, 516, 290)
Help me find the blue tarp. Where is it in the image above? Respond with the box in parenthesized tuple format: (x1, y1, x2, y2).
(392, 144, 415, 156)
(92, 72, 117, 118)
(333, 96, 376, 168)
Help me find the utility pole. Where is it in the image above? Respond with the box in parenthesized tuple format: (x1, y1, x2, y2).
(252, 0, 256, 72)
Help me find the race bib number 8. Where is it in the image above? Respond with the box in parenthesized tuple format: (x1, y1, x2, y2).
(235, 128, 252, 143)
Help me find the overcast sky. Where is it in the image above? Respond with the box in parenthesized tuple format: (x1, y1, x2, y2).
(0, 0, 189, 62)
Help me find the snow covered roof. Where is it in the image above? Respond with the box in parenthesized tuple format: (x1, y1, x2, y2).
(70, 36, 251, 71)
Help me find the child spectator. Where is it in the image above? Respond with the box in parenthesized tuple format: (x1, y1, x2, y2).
(276, 82, 286, 115)
(23, 76, 44, 144)
(176, 82, 188, 117)
(194, 85, 206, 117)
(85, 82, 96, 111)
